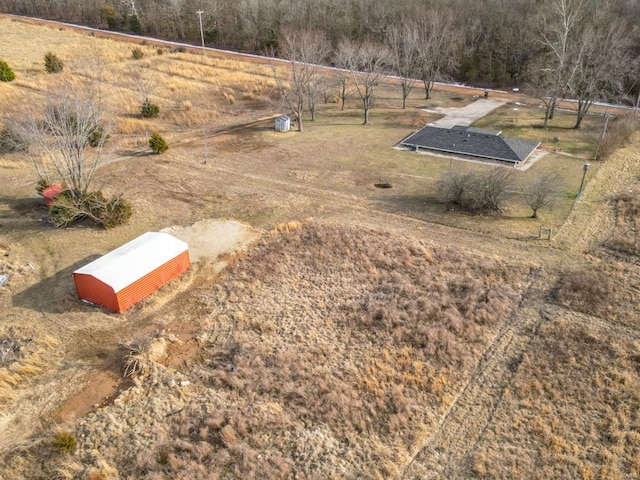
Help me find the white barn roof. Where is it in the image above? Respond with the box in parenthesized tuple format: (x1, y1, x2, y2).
(73, 232, 189, 293)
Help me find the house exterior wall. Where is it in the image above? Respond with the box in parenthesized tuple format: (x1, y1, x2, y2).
(74, 250, 191, 313)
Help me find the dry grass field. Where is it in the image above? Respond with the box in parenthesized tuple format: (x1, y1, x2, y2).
(1, 15, 639, 480)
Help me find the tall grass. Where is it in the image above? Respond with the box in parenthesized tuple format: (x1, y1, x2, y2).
(554, 261, 638, 326)
(470, 315, 640, 479)
(58, 222, 529, 479)
(604, 190, 640, 258)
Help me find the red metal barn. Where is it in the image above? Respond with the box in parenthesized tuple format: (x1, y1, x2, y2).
(73, 232, 190, 312)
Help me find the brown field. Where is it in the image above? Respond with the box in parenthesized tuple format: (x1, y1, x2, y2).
(1, 15, 639, 480)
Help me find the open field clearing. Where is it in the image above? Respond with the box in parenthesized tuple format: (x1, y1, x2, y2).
(1, 15, 639, 479)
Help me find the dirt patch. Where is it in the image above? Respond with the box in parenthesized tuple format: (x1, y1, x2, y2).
(162, 218, 263, 263)
(55, 370, 123, 424)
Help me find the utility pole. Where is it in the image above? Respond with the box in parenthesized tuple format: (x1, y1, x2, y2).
(593, 110, 610, 161)
(196, 10, 205, 53)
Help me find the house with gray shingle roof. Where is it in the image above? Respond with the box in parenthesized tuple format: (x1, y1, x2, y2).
(400, 125, 540, 165)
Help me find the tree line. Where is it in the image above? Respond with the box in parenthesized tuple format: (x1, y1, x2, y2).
(2, 0, 639, 128)
(2, 0, 638, 95)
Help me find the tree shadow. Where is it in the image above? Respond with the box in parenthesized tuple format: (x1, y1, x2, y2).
(371, 192, 446, 220)
(531, 124, 578, 130)
(12, 254, 103, 314)
(119, 150, 154, 157)
(0, 196, 49, 234)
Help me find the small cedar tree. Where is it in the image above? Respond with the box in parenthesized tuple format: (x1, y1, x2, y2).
(0, 60, 15, 81)
(128, 14, 142, 34)
(149, 132, 168, 154)
(141, 98, 159, 118)
(44, 52, 64, 73)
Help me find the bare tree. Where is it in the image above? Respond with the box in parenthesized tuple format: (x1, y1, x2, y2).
(128, 63, 155, 103)
(307, 72, 321, 121)
(316, 74, 340, 104)
(417, 8, 460, 100)
(276, 29, 329, 132)
(524, 171, 561, 218)
(536, 0, 583, 126)
(337, 39, 389, 125)
(525, 57, 558, 128)
(568, 14, 633, 129)
(386, 22, 421, 109)
(25, 85, 110, 202)
(305, 35, 330, 122)
(333, 44, 358, 111)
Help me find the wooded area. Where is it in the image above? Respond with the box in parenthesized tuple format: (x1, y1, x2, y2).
(2, 0, 639, 112)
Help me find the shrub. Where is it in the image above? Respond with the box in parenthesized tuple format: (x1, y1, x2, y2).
(0, 60, 15, 82)
(128, 14, 142, 34)
(132, 47, 144, 60)
(53, 431, 77, 454)
(0, 125, 28, 152)
(49, 194, 84, 227)
(88, 124, 110, 147)
(100, 195, 133, 228)
(35, 177, 51, 196)
(141, 98, 159, 118)
(437, 168, 514, 214)
(101, 4, 122, 30)
(149, 132, 168, 154)
(49, 189, 132, 228)
(44, 52, 64, 73)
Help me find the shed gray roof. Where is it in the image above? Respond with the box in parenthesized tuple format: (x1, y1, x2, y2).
(401, 125, 540, 163)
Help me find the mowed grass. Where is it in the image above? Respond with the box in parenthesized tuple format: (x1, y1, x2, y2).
(232, 95, 588, 238)
(473, 103, 604, 157)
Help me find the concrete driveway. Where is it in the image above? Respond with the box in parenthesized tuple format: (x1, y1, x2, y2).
(424, 98, 507, 127)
